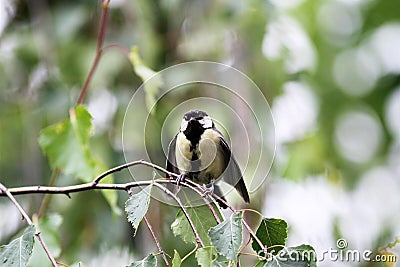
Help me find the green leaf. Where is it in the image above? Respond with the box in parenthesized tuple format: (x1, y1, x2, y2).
(196, 247, 229, 267)
(127, 254, 157, 267)
(0, 225, 36, 267)
(172, 250, 181, 267)
(252, 218, 288, 256)
(29, 214, 63, 267)
(285, 245, 317, 267)
(254, 261, 266, 267)
(171, 204, 221, 246)
(125, 185, 152, 236)
(129, 46, 163, 114)
(263, 244, 317, 267)
(209, 211, 243, 262)
(38, 105, 97, 181)
(196, 246, 217, 267)
(212, 262, 229, 267)
(39, 105, 119, 215)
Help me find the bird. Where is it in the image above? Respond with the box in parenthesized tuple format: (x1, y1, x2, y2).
(166, 109, 250, 208)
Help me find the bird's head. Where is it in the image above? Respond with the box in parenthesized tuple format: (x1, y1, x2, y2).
(180, 110, 214, 134)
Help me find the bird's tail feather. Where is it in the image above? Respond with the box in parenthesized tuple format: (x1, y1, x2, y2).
(235, 178, 250, 203)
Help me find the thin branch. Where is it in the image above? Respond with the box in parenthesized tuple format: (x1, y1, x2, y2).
(152, 182, 205, 247)
(34, 234, 59, 267)
(0, 180, 155, 196)
(102, 44, 130, 57)
(76, 0, 111, 105)
(0, 159, 260, 253)
(0, 179, 207, 259)
(0, 183, 58, 267)
(180, 243, 199, 263)
(92, 159, 178, 185)
(97, 0, 110, 51)
(1, 158, 222, 225)
(143, 215, 170, 266)
(183, 180, 224, 223)
(0, 183, 33, 224)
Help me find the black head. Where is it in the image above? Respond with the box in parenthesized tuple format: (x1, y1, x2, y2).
(183, 110, 209, 121)
(180, 110, 214, 133)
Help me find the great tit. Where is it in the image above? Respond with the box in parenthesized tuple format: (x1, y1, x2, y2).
(166, 110, 250, 208)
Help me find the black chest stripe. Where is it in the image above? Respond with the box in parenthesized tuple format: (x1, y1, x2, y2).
(191, 151, 198, 160)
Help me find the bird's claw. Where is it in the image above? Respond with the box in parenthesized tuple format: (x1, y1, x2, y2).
(202, 182, 215, 197)
(176, 174, 186, 186)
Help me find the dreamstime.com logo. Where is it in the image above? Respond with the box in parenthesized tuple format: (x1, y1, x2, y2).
(319, 239, 397, 263)
(260, 239, 397, 264)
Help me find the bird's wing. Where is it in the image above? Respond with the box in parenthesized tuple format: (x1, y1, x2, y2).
(219, 135, 250, 203)
(166, 134, 180, 194)
(166, 133, 180, 176)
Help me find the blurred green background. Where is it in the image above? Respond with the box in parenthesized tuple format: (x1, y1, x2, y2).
(0, 0, 399, 266)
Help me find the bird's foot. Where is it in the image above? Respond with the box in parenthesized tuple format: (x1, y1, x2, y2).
(202, 180, 215, 196)
(176, 174, 186, 186)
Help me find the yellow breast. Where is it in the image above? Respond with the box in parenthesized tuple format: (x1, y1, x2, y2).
(175, 129, 225, 182)
(175, 132, 193, 173)
(199, 129, 225, 179)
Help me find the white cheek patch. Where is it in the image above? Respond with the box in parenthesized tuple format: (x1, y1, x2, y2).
(180, 119, 188, 132)
(201, 116, 213, 128)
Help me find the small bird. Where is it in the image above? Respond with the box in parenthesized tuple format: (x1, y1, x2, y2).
(166, 110, 250, 208)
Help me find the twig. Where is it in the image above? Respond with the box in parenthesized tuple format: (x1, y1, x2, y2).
(178, 180, 223, 223)
(0, 180, 156, 196)
(180, 243, 199, 263)
(143, 215, 170, 266)
(92, 159, 178, 185)
(0, 183, 59, 267)
(152, 182, 205, 247)
(76, 0, 111, 105)
(0, 160, 177, 196)
(0, 179, 208, 258)
(0, 184, 34, 224)
(102, 44, 130, 57)
(92, 160, 223, 223)
(0, 159, 244, 251)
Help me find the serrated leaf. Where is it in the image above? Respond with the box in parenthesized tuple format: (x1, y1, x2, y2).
(129, 46, 163, 114)
(0, 225, 36, 267)
(29, 214, 62, 267)
(127, 254, 157, 267)
(265, 244, 317, 267)
(38, 105, 97, 181)
(252, 218, 288, 256)
(125, 185, 152, 236)
(172, 249, 181, 267)
(171, 204, 221, 246)
(209, 211, 243, 262)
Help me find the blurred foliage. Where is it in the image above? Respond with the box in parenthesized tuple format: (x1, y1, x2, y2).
(0, 0, 399, 266)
